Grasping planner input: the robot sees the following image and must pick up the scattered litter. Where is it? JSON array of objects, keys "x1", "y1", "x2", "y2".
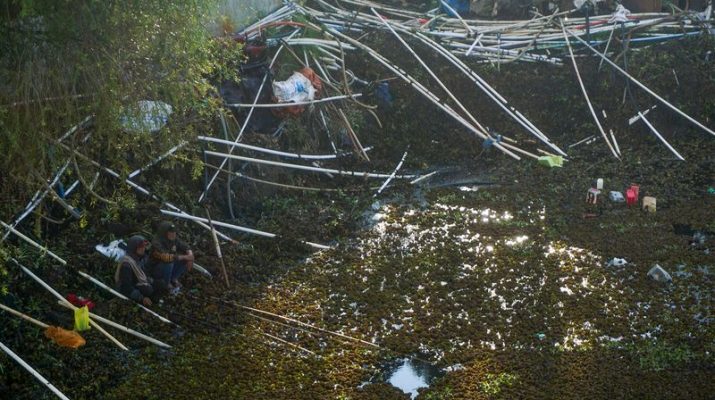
[
  {"x1": 607, "y1": 258, "x2": 628, "y2": 267},
  {"x1": 609, "y1": 191, "x2": 625, "y2": 202},
  {"x1": 273, "y1": 70, "x2": 318, "y2": 104},
  {"x1": 95, "y1": 239, "x2": 126, "y2": 261},
  {"x1": 66, "y1": 294, "x2": 95, "y2": 311},
  {"x1": 537, "y1": 155, "x2": 564, "y2": 168},
  {"x1": 586, "y1": 187, "x2": 600, "y2": 204},
  {"x1": 647, "y1": 264, "x2": 672, "y2": 283},
  {"x1": 536, "y1": 333, "x2": 546, "y2": 340},
  {"x1": 73, "y1": 306, "x2": 91, "y2": 332},
  {"x1": 119, "y1": 100, "x2": 172, "y2": 133},
  {"x1": 642, "y1": 196, "x2": 656, "y2": 212}
]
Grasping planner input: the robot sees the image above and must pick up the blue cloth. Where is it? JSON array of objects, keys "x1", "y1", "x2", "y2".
[
  {"x1": 152, "y1": 260, "x2": 188, "y2": 285},
  {"x1": 440, "y1": 0, "x2": 470, "y2": 17}
]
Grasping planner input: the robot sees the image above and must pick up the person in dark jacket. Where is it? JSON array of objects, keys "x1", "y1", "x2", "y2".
[
  {"x1": 149, "y1": 221, "x2": 193, "y2": 292},
  {"x1": 115, "y1": 235, "x2": 154, "y2": 306}
]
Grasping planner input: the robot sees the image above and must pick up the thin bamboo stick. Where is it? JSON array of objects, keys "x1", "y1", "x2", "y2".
[
  {"x1": 226, "y1": 93, "x2": 363, "y2": 108},
  {"x1": 0, "y1": 221, "x2": 67, "y2": 265},
  {"x1": 128, "y1": 141, "x2": 188, "y2": 178},
  {"x1": 197, "y1": 136, "x2": 372, "y2": 160},
  {"x1": 0, "y1": 340, "x2": 71, "y2": 400},
  {"x1": 609, "y1": 129, "x2": 622, "y2": 156},
  {"x1": 13, "y1": 259, "x2": 128, "y2": 351},
  {"x1": 0, "y1": 303, "x2": 50, "y2": 329},
  {"x1": 160, "y1": 209, "x2": 331, "y2": 251},
  {"x1": 205, "y1": 208, "x2": 230, "y2": 288},
  {"x1": 56, "y1": 301, "x2": 171, "y2": 349},
  {"x1": 236, "y1": 303, "x2": 379, "y2": 349},
  {"x1": 203, "y1": 151, "x2": 420, "y2": 179},
  {"x1": 638, "y1": 112, "x2": 685, "y2": 160},
  {"x1": 375, "y1": 149, "x2": 408, "y2": 196},
  {"x1": 259, "y1": 331, "x2": 317, "y2": 356}
]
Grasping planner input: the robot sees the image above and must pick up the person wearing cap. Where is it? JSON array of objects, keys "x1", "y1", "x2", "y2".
[
  {"x1": 149, "y1": 221, "x2": 193, "y2": 292},
  {"x1": 115, "y1": 235, "x2": 154, "y2": 306}
]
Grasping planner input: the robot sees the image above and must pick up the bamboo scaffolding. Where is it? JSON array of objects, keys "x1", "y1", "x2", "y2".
[
  {"x1": 12, "y1": 259, "x2": 128, "y2": 351},
  {"x1": 0, "y1": 303, "x2": 51, "y2": 328},
  {"x1": 0, "y1": 340, "x2": 71, "y2": 400},
  {"x1": 561, "y1": 21, "x2": 620, "y2": 159},
  {"x1": 564, "y1": 26, "x2": 715, "y2": 137},
  {"x1": 200, "y1": 30, "x2": 300, "y2": 203},
  {"x1": 56, "y1": 301, "x2": 171, "y2": 349},
  {"x1": 159, "y1": 209, "x2": 331, "y2": 251},
  {"x1": 259, "y1": 331, "x2": 317, "y2": 356}
]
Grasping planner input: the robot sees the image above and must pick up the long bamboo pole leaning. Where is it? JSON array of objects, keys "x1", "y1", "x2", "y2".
[
  {"x1": 12, "y1": 259, "x2": 128, "y2": 351},
  {"x1": 560, "y1": 20, "x2": 620, "y2": 159},
  {"x1": 203, "y1": 151, "x2": 420, "y2": 179},
  {"x1": 637, "y1": 112, "x2": 685, "y2": 160},
  {"x1": 56, "y1": 301, "x2": 170, "y2": 349},
  {"x1": 0, "y1": 303, "x2": 50, "y2": 328},
  {"x1": 0, "y1": 221, "x2": 67, "y2": 265},
  {"x1": 160, "y1": 209, "x2": 331, "y2": 250},
  {"x1": 563, "y1": 25, "x2": 715, "y2": 138},
  {"x1": 0, "y1": 340, "x2": 71, "y2": 400},
  {"x1": 197, "y1": 136, "x2": 373, "y2": 160},
  {"x1": 375, "y1": 148, "x2": 409, "y2": 197}
]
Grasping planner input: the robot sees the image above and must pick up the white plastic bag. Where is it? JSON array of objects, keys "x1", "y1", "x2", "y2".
[
  {"x1": 95, "y1": 239, "x2": 126, "y2": 261},
  {"x1": 120, "y1": 100, "x2": 173, "y2": 133},
  {"x1": 272, "y1": 72, "x2": 316, "y2": 104}
]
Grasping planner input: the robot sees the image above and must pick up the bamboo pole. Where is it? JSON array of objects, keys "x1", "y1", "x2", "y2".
[
  {"x1": 375, "y1": 149, "x2": 408, "y2": 196},
  {"x1": 197, "y1": 136, "x2": 372, "y2": 160},
  {"x1": 160, "y1": 209, "x2": 331, "y2": 251},
  {"x1": 75, "y1": 271, "x2": 175, "y2": 325},
  {"x1": 128, "y1": 141, "x2": 188, "y2": 178},
  {"x1": 205, "y1": 208, "x2": 230, "y2": 288},
  {"x1": 56, "y1": 302, "x2": 171, "y2": 349},
  {"x1": 638, "y1": 112, "x2": 685, "y2": 160},
  {"x1": 0, "y1": 303, "x2": 50, "y2": 329},
  {"x1": 237, "y1": 303, "x2": 379, "y2": 349},
  {"x1": 609, "y1": 129, "x2": 622, "y2": 156},
  {"x1": 259, "y1": 331, "x2": 317, "y2": 356},
  {"x1": 203, "y1": 151, "x2": 420, "y2": 179},
  {"x1": 0, "y1": 340, "x2": 71, "y2": 400},
  {"x1": 12, "y1": 259, "x2": 128, "y2": 351},
  {"x1": 561, "y1": 21, "x2": 620, "y2": 160},
  {"x1": 564, "y1": 26, "x2": 715, "y2": 137},
  {"x1": 0, "y1": 221, "x2": 67, "y2": 265},
  {"x1": 226, "y1": 93, "x2": 363, "y2": 108}
]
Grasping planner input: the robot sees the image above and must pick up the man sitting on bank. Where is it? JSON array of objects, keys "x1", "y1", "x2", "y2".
[
  {"x1": 150, "y1": 221, "x2": 193, "y2": 294},
  {"x1": 115, "y1": 235, "x2": 154, "y2": 306}
]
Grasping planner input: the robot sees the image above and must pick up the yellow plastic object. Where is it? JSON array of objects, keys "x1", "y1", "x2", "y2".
[
  {"x1": 44, "y1": 326, "x2": 86, "y2": 349},
  {"x1": 73, "y1": 306, "x2": 91, "y2": 332},
  {"x1": 642, "y1": 196, "x2": 657, "y2": 212},
  {"x1": 537, "y1": 155, "x2": 564, "y2": 168}
]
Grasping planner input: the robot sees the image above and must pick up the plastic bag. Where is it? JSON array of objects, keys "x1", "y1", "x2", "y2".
[
  {"x1": 74, "y1": 306, "x2": 91, "y2": 332},
  {"x1": 119, "y1": 100, "x2": 173, "y2": 133},
  {"x1": 44, "y1": 326, "x2": 86, "y2": 349},
  {"x1": 273, "y1": 72, "x2": 317, "y2": 104}
]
